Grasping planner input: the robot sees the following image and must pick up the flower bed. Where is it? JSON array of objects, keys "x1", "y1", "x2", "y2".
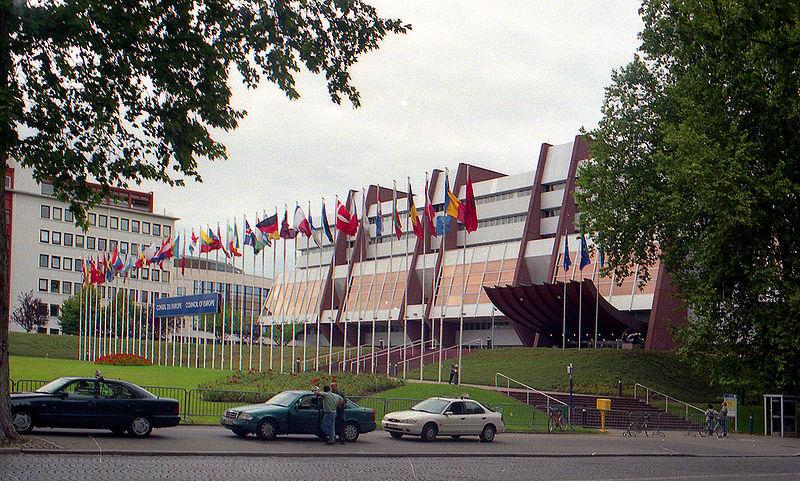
[{"x1": 95, "y1": 353, "x2": 153, "y2": 366}]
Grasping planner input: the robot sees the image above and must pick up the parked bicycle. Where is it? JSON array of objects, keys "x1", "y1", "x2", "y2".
[
  {"x1": 699, "y1": 414, "x2": 725, "y2": 438},
  {"x1": 547, "y1": 407, "x2": 566, "y2": 432},
  {"x1": 624, "y1": 412, "x2": 665, "y2": 437}
]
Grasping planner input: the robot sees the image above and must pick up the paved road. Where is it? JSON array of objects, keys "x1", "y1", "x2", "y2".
[
  {"x1": 2, "y1": 453, "x2": 800, "y2": 480},
  {"x1": 12, "y1": 425, "x2": 800, "y2": 458}
]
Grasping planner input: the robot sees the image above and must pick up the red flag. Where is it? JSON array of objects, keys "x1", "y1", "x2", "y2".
[
  {"x1": 408, "y1": 183, "x2": 424, "y2": 240},
  {"x1": 335, "y1": 200, "x2": 358, "y2": 236},
  {"x1": 464, "y1": 172, "x2": 478, "y2": 233},
  {"x1": 424, "y1": 178, "x2": 437, "y2": 237},
  {"x1": 280, "y1": 208, "x2": 296, "y2": 239}
]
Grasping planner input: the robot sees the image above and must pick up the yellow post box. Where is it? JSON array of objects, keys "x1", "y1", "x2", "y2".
[{"x1": 596, "y1": 398, "x2": 612, "y2": 432}]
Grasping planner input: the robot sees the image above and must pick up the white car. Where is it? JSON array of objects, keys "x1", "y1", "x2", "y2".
[{"x1": 381, "y1": 396, "x2": 505, "y2": 442}]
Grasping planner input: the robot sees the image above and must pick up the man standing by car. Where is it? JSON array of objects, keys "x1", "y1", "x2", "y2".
[
  {"x1": 449, "y1": 362, "x2": 459, "y2": 384},
  {"x1": 331, "y1": 382, "x2": 347, "y2": 445},
  {"x1": 315, "y1": 385, "x2": 342, "y2": 445}
]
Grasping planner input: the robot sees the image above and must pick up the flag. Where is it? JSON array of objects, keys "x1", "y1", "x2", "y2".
[
  {"x1": 579, "y1": 234, "x2": 591, "y2": 271},
  {"x1": 408, "y1": 183, "x2": 423, "y2": 240},
  {"x1": 563, "y1": 234, "x2": 571, "y2": 272},
  {"x1": 256, "y1": 214, "x2": 272, "y2": 249},
  {"x1": 308, "y1": 206, "x2": 323, "y2": 247},
  {"x1": 280, "y1": 208, "x2": 296, "y2": 239},
  {"x1": 226, "y1": 222, "x2": 242, "y2": 256},
  {"x1": 424, "y1": 177, "x2": 437, "y2": 237},
  {"x1": 257, "y1": 214, "x2": 280, "y2": 240},
  {"x1": 444, "y1": 171, "x2": 466, "y2": 223},
  {"x1": 233, "y1": 222, "x2": 242, "y2": 256},
  {"x1": 435, "y1": 215, "x2": 454, "y2": 236},
  {"x1": 336, "y1": 200, "x2": 358, "y2": 236},
  {"x1": 199, "y1": 228, "x2": 218, "y2": 253},
  {"x1": 293, "y1": 205, "x2": 312, "y2": 238},
  {"x1": 599, "y1": 243, "x2": 605, "y2": 268},
  {"x1": 392, "y1": 187, "x2": 402, "y2": 240},
  {"x1": 112, "y1": 249, "x2": 124, "y2": 272},
  {"x1": 321, "y1": 201, "x2": 334, "y2": 243},
  {"x1": 189, "y1": 229, "x2": 197, "y2": 255},
  {"x1": 217, "y1": 224, "x2": 230, "y2": 257},
  {"x1": 90, "y1": 258, "x2": 104, "y2": 285},
  {"x1": 464, "y1": 172, "x2": 478, "y2": 233},
  {"x1": 134, "y1": 251, "x2": 146, "y2": 269},
  {"x1": 375, "y1": 190, "x2": 383, "y2": 237},
  {"x1": 104, "y1": 254, "x2": 114, "y2": 282},
  {"x1": 244, "y1": 219, "x2": 256, "y2": 249}
]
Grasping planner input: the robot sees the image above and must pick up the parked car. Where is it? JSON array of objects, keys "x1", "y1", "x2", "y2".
[
  {"x1": 221, "y1": 390, "x2": 376, "y2": 442},
  {"x1": 11, "y1": 376, "x2": 180, "y2": 437},
  {"x1": 381, "y1": 396, "x2": 504, "y2": 442}
]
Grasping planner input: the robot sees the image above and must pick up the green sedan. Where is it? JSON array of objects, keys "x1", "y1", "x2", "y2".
[{"x1": 220, "y1": 390, "x2": 376, "y2": 442}]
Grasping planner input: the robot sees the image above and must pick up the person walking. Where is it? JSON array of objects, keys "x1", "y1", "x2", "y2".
[
  {"x1": 331, "y1": 382, "x2": 347, "y2": 444},
  {"x1": 448, "y1": 362, "x2": 459, "y2": 385},
  {"x1": 315, "y1": 385, "x2": 342, "y2": 445},
  {"x1": 719, "y1": 401, "x2": 728, "y2": 437}
]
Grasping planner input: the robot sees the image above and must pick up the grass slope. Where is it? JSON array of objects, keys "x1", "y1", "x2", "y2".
[
  {"x1": 9, "y1": 332, "x2": 79, "y2": 359},
  {"x1": 408, "y1": 347, "x2": 714, "y2": 401}
]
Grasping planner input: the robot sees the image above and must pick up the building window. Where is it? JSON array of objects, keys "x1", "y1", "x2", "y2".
[
  {"x1": 38, "y1": 278, "x2": 48, "y2": 292},
  {"x1": 74, "y1": 260, "x2": 82, "y2": 272},
  {"x1": 120, "y1": 218, "x2": 129, "y2": 231},
  {"x1": 98, "y1": 238, "x2": 107, "y2": 251},
  {"x1": 4, "y1": 175, "x2": 10, "y2": 189},
  {"x1": 63, "y1": 282, "x2": 72, "y2": 295},
  {"x1": 50, "y1": 256, "x2": 61, "y2": 269},
  {"x1": 39, "y1": 230, "x2": 50, "y2": 243},
  {"x1": 162, "y1": 271, "x2": 170, "y2": 283},
  {"x1": 142, "y1": 222, "x2": 150, "y2": 235},
  {"x1": 38, "y1": 254, "x2": 49, "y2": 268},
  {"x1": 131, "y1": 243, "x2": 139, "y2": 255},
  {"x1": 140, "y1": 290, "x2": 148, "y2": 303},
  {"x1": 130, "y1": 269, "x2": 138, "y2": 279},
  {"x1": 76, "y1": 235, "x2": 85, "y2": 248},
  {"x1": 52, "y1": 207, "x2": 62, "y2": 221},
  {"x1": 50, "y1": 280, "x2": 60, "y2": 294},
  {"x1": 98, "y1": 214, "x2": 108, "y2": 228},
  {"x1": 64, "y1": 210, "x2": 74, "y2": 223},
  {"x1": 51, "y1": 231, "x2": 61, "y2": 245},
  {"x1": 110, "y1": 240, "x2": 117, "y2": 252},
  {"x1": 164, "y1": 225, "x2": 171, "y2": 237},
  {"x1": 152, "y1": 270, "x2": 160, "y2": 282},
  {"x1": 86, "y1": 236, "x2": 96, "y2": 250},
  {"x1": 141, "y1": 268, "x2": 149, "y2": 280},
  {"x1": 64, "y1": 257, "x2": 73, "y2": 271},
  {"x1": 40, "y1": 205, "x2": 50, "y2": 219},
  {"x1": 120, "y1": 241, "x2": 129, "y2": 253},
  {"x1": 110, "y1": 216, "x2": 119, "y2": 229},
  {"x1": 177, "y1": 287, "x2": 186, "y2": 296},
  {"x1": 62, "y1": 233, "x2": 73, "y2": 247},
  {"x1": 89, "y1": 213, "x2": 97, "y2": 226},
  {"x1": 152, "y1": 224, "x2": 161, "y2": 237},
  {"x1": 131, "y1": 220, "x2": 140, "y2": 233},
  {"x1": 49, "y1": 304, "x2": 59, "y2": 317}
]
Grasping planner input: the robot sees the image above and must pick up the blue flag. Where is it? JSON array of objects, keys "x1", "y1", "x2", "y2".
[
  {"x1": 579, "y1": 234, "x2": 591, "y2": 271},
  {"x1": 375, "y1": 193, "x2": 383, "y2": 237},
  {"x1": 599, "y1": 244, "x2": 605, "y2": 268},
  {"x1": 321, "y1": 201, "x2": 334, "y2": 243},
  {"x1": 435, "y1": 215, "x2": 453, "y2": 236},
  {"x1": 563, "y1": 234, "x2": 571, "y2": 272}
]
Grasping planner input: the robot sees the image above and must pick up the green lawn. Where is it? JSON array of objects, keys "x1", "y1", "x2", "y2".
[{"x1": 9, "y1": 332, "x2": 79, "y2": 359}]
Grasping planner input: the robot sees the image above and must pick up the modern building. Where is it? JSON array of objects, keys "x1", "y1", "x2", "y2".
[
  {"x1": 5, "y1": 160, "x2": 178, "y2": 333},
  {"x1": 262, "y1": 136, "x2": 686, "y2": 368}
]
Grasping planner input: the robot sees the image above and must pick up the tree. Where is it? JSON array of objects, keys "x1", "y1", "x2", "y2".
[
  {"x1": 575, "y1": 0, "x2": 800, "y2": 395},
  {"x1": 9, "y1": 292, "x2": 47, "y2": 333},
  {"x1": 0, "y1": 0, "x2": 408, "y2": 442}
]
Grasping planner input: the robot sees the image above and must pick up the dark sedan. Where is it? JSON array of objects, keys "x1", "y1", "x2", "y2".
[
  {"x1": 11, "y1": 376, "x2": 180, "y2": 437},
  {"x1": 221, "y1": 390, "x2": 376, "y2": 441}
]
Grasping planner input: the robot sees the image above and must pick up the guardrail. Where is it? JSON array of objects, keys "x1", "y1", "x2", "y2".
[
  {"x1": 495, "y1": 372, "x2": 568, "y2": 414},
  {"x1": 633, "y1": 382, "x2": 705, "y2": 422}
]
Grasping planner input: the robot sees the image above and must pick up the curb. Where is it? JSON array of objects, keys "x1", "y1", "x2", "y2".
[{"x1": 7, "y1": 449, "x2": 799, "y2": 458}]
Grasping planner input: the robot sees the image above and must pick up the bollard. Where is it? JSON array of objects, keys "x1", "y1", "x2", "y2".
[
  {"x1": 618, "y1": 380, "x2": 623, "y2": 398},
  {"x1": 749, "y1": 414, "x2": 754, "y2": 435},
  {"x1": 581, "y1": 409, "x2": 588, "y2": 427}
]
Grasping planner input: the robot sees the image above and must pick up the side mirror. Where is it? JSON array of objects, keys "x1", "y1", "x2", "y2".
[
  {"x1": 444, "y1": 411, "x2": 452, "y2": 416},
  {"x1": 57, "y1": 392, "x2": 68, "y2": 399}
]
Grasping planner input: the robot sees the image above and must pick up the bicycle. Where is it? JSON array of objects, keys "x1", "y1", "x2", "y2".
[
  {"x1": 547, "y1": 407, "x2": 566, "y2": 433},
  {"x1": 699, "y1": 415, "x2": 725, "y2": 438}
]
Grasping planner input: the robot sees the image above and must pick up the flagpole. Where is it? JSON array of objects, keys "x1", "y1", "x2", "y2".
[
  {"x1": 211, "y1": 227, "x2": 218, "y2": 369},
  {"x1": 592, "y1": 254, "x2": 599, "y2": 350},
  {"x1": 290, "y1": 207, "x2": 299, "y2": 372},
  {"x1": 248, "y1": 217, "x2": 255, "y2": 371},
  {"x1": 457, "y1": 169, "x2": 469, "y2": 385},
  {"x1": 258, "y1": 225, "x2": 265, "y2": 372},
  {"x1": 403, "y1": 178, "x2": 410, "y2": 379},
  {"x1": 329, "y1": 196, "x2": 337, "y2": 376},
  {"x1": 304, "y1": 201, "x2": 312, "y2": 372},
  {"x1": 355, "y1": 190, "x2": 365, "y2": 375},
  {"x1": 315, "y1": 199, "x2": 323, "y2": 372},
  {"x1": 562, "y1": 232, "x2": 568, "y2": 351},
  {"x1": 421, "y1": 173, "x2": 428, "y2": 381},
  {"x1": 230, "y1": 222, "x2": 237, "y2": 370},
  {"x1": 371, "y1": 187, "x2": 380, "y2": 373},
  {"x1": 437, "y1": 169, "x2": 449, "y2": 383},
  {"x1": 270, "y1": 207, "x2": 277, "y2": 371},
  {"x1": 387, "y1": 183, "x2": 395, "y2": 377}
]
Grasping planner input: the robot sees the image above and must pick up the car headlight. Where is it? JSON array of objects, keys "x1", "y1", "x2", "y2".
[
  {"x1": 406, "y1": 419, "x2": 419, "y2": 424},
  {"x1": 238, "y1": 412, "x2": 254, "y2": 420}
]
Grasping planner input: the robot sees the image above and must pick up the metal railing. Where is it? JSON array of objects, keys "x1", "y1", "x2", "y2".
[
  {"x1": 495, "y1": 373, "x2": 567, "y2": 414},
  {"x1": 633, "y1": 383, "x2": 705, "y2": 422}
]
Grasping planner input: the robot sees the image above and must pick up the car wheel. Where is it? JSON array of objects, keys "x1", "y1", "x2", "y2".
[
  {"x1": 421, "y1": 423, "x2": 438, "y2": 442},
  {"x1": 256, "y1": 419, "x2": 278, "y2": 441},
  {"x1": 11, "y1": 411, "x2": 34, "y2": 434},
  {"x1": 110, "y1": 426, "x2": 128, "y2": 436},
  {"x1": 343, "y1": 422, "x2": 360, "y2": 442},
  {"x1": 389, "y1": 432, "x2": 403, "y2": 439},
  {"x1": 232, "y1": 428, "x2": 249, "y2": 438},
  {"x1": 127, "y1": 415, "x2": 153, "y2": 438},
  {"x1": 450, "y1": 435, "x2": 461, "y2": 439},
  {"x1": 480, "y1": 424, "x2": 496, "y2": 443}
]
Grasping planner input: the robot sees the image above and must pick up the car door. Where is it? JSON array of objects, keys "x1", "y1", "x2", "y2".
[
  {"x1": 440, "y1": 401, "x2": 467, "y2": 435},
  {"x1": 289, "y1": 395, "x2": 321, "y2": 434},
  {"x1": 50, "y1": 380, "x2": 98, "y2": 428},
  {"x1": 96, "y1": 381, "x2": 137, "y2": 429},
  {"x1": 463, "y1": 401, "x2": 488, "y2": 434}
]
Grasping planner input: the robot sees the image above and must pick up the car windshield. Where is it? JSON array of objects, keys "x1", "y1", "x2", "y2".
[
  {"x1": 266, "y1": 391, "x2": 300, "y2": 407},
  {"x1": 34, "y1": 378, "x2": 72, "y2": 394},
  {"x1": 411, "y1": 398, "x2": 450, "y2": 414}
]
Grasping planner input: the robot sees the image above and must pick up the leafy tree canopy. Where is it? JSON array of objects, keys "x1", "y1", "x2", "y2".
[{"x1": 575, "y1": 0, "x2": 800, "y2": 393}]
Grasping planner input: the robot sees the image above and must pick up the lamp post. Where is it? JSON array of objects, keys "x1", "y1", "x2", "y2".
[{"x1": 567, "y1": 363, "x2": 574, "y2": 426}]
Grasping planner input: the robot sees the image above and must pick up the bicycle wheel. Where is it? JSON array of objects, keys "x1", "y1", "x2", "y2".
[{"x1": 547, "y1": 416, "x2": 554, "y2": 433}]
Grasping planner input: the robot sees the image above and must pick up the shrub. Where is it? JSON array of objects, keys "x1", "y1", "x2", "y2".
[{"x1": 96, "y1": 353, "x2": 152, "y2": 366}]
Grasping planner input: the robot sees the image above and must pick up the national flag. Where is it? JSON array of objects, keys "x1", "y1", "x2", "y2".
[
  {"x1": 90, "y1": 258, "x2": 104, "y2": 285},
  {"x1": 227, "y1": 222, "x2": 242, "y2": 257},
  {"x1": 444, "y1": 172, "x2": 466, "y2": 223},
  {"x1": 336, "y1": 200, "x2": 358, "y2": 236},
  {"x1": 308, "y1": 206, "x2": 323, "y2": 247},
  {"x1": 375, "y1": 190, "x2": 383, "y2": 237},
  {"x1": 293, "y1": 205, "x2": 312, "y2": 238},
  {"x1": 244, "y1": 219, "x2": 256, "y2": 249},
  {"x1": 321, "y1": 201, "x2": 334, "y2": 243},
  {"x1": 280, "y1": 208, "x2": 296, "y2": 240},
  {"x1": 408, "y1": 182, "x2": 423, "y2": 240},
  {"x1": 134, "y1": 251, "x2": 146, "y2": 269},
  {"x1": 104, "y1": 254, "x2": 114, "y2": 282},
  {"x1": 599, "y1": 243, "x2": 605, "y2": 268},
  {"x1": 424, "y1": 177, "x2": 437, "y2": 237},
  {"x1": 255, "y1": 214, "x2": 272, "y2": 249},
  {"x1": 199, "y1": 228, "x2": 217, "y2": 253},
  {"x1": 257, "y1": 214, "x2": 280, "y2": 240},
  {"x1": 435, "y1": 215, "x2": 454, "y2": 236},
  {"x1": 392, "y1": 186, "x2": 402, "y2": 240},
  {"x1": 217, "y1": 224, "x2": 230, "y2": 257},
  {"x1": 563, "y1": 234, "x2": 571, "y2": 272},
  {"x1": 579, "y1": 234, "x2": 591, "y2": 271},
  {"x1": 464, "y1": 172, "x2": 478, "y2": 233},
  {"x1": 189, "y1": 229, "x2": 197, "y2": 255},
  {"x1": 112, "y1": 249, "x2": 124, "y2": 272}
]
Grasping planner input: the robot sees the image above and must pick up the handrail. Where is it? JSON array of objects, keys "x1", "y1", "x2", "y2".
[
  {"x1": 494, "y1": 372, "x2": 567, "y2": 414},
  {"x1": 341, "y1": 338, "x2": 426, "y2": 368},
  {"x1": 633, "y1": 382, "x2": 705, "y2": 421}
]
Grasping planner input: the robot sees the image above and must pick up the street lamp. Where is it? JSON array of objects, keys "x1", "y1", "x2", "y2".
[{"x1": 566, "y1": 363, "x2": 574, "y2": 426}]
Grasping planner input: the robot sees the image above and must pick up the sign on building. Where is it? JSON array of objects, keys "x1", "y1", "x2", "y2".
[{"x1": 154, "y1": 293, "x2": 221, "y2": 318}]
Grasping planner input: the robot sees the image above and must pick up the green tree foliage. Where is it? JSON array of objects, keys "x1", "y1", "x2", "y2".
[
  {"x1": 58, "y1": 286, "x2": 100, "y2": 335},
  {"x1": 0, "y1": 0, "x2": 408, "y2": 440},
  {"x1": 268, "y1": 321, "x2": 304, "y2": 346},
  {"x1": 201, "y1": 303, "x2": 249, "y2": 340},
  {"x1": 575, "y1": 0, "x2": 800, "y2": 394}
]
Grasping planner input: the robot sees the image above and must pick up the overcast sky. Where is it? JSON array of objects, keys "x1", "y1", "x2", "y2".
[{"x1": 143, "y1": 1, "x2": 643, "y2": 267}]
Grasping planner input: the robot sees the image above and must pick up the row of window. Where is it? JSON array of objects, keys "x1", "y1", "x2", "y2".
[
  {"x1": 40, "y1": 204, "x2": 171, "y2": 237},
  {"x1": 474, "y1": 188, "x2": 531, "y2": 205},
  {"x1": 192, "y1": 280, "x2": 268, "y2": 299},
  {"x1": 38, "y1": 278, "x2": 75, "y2": 296},
  {"x1": 541, "y1": 208, "x2": 561, "y2": 218},
  {"x1": 39, "y1": 229, "x2": 170, "y2": 259},
  {"x1": 37, "y1": 253, "x2": 171, "y2": 283}
]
